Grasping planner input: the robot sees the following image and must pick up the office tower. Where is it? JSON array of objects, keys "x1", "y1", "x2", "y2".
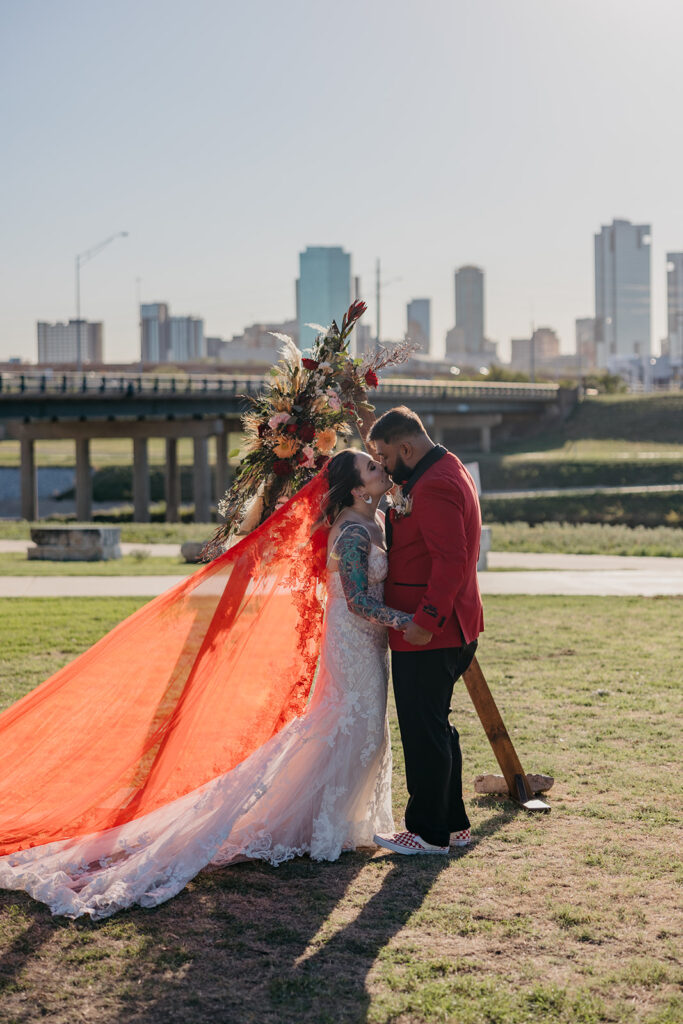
[
  {"x1": 140, "y1": 303, "x2": 170, "y2": 363},
  {"x1": 406, "y1": 298, "x2": 431, "y2": 351},
  {"x1": 297, "y1": 246, "x2": 351, "y2": 349},
  {"x1": 36, "y1": 320, "x2": 103, "y2": 364},
  {"x1": 594, "y1": 219, "x2": 651, "y2": 367},
  {"x1": 455, "y1": 266, "x2": 484, "y2": 355},
  {"x1": 666, "y1": 253, "x2": 683, "y2": 365},
  {"x1": 168, "y1": 316, "x2": 205, "y2": 361},
  {"x1": 510, "y1": 328, "x2": 560, "y2": 374}
]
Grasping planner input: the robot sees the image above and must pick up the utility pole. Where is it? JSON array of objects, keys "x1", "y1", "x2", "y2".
[{"x1": 375, "y1": 258, "x2": 381, "y2": 351}]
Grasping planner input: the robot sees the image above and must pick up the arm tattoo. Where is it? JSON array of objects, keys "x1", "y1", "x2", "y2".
[{"x1": 334, "y1": 524, "x2": 413, "y2": 630}]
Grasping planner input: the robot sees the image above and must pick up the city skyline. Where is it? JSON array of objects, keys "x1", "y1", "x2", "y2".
[{"x1": 3, "y1": 1, "x2": 683, "y2": 364}]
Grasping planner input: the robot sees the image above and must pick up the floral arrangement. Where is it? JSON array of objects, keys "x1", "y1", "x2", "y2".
[{"x1": 201, "y1": 300, "x2": 415, "y2": 559}]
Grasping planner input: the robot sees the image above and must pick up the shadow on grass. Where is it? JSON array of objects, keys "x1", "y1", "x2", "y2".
[{"x1": 0, "y1": 809, "x2": 519, "y2": 1023}]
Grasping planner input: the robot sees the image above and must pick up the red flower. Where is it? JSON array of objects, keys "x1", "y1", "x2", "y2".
[
  {"x1": 297, "y1": 422, "x2": 316, "y2": 442},
  {"x1": 364, "y1": 369, "x2": 379, "y2": 388},
  {"x1": 314, "y1": 454, "x2": 327, "y2": 469},
  {"x1": 257, "y1": 422, "x2": 269, "y2": 438},
  {"x1": 349, "y1": 299, "x2": 367, "y2": 320},
  {"x1": 273, "y1": 459, "x2": 293, "y2": 477},
  {"x1": 343, "y1": 401, "x2": 355, "y2": 411},
  {"x1": 302, "y1": 358, "x2": 319, "y2": 370},
  {"x1": 285, "y1": 423, "x2": 298, "y2": 434}
]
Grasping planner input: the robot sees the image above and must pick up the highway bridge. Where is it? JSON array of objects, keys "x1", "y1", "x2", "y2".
[{"x1": 0, "y1": 370, "x2": 574, "y2": 522}]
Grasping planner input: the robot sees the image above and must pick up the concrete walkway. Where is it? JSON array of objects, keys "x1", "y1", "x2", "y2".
[
  {"x1": 1, "y1": 551, "x2": 681, "y2": 597},
  {"x1": 0, "y1": 540, "x2": 185, "y2": 557}
]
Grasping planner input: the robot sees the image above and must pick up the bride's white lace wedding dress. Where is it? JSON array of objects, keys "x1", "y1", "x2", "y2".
[{"x1": 0, "y1": 541, "x2": 396, "y2": 920}]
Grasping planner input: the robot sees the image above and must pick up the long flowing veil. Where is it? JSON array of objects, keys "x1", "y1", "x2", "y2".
[{"x1": 0, "y1": 472, "x2": 329, "y2": 858}]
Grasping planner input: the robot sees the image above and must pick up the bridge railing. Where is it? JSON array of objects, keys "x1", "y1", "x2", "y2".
[{"x1": 0, "y1": 370, "x2": 560, "y2": 402}]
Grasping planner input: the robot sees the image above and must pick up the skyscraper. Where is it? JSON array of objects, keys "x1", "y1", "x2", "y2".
[
  {"x1": 594, "y1": 219, "x2": 651, "y2": 367},
  {"x1": 455, "y1": 266, "x2": 484, "y2": 355},
  {"x1": 297, "y1": 246, "x2": 351, "y2": 350},
  {"x1": 141, "y1": 303, "x2": 169, "y2": 363},
  {"x1": 406, "y1": 298, "x2": 431, "y2": 352},
  {"x1": 168, "y1": 316, "x2": 205, "y2": 362},
  {"x1": 666, "y1": 252, "x2": 683, "y2": 365}
]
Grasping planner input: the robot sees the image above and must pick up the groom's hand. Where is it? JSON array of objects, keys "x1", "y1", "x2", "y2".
[{"x1": 403, "y1": 621, "x2": 433, "y2": 646}]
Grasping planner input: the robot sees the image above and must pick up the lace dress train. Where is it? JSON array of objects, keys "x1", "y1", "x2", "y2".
[{"x1": 0, "y1": 547, "x2": 394, "y2": 920}]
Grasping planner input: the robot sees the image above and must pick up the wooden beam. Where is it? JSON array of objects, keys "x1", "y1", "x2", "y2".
[
  {"x1": 462, "y1": 656, "x2": 550, "y2": 811},
  {"x1": 10, "y1": 418, "x2": 233, "y2": 442}
]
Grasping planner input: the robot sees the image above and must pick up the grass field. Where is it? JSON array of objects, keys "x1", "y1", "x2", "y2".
[
  {"x1": 489, "y1": 522, "x2": 683, "y2": 557},
  {"x1": 0, "y1": 595, "x2": 681, "y2": 1023},
  {"x1": 0, "y1": 552, "x2": 198, "y2": 576}
]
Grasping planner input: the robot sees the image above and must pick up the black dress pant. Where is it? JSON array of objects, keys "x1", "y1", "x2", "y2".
[{"x1": 391, "y1": 641, "x2": 477, "y2": 847}]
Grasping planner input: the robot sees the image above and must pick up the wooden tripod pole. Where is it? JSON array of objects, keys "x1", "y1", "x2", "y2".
[{"x1": 462, "y1": 655, "x2": 550, "y2": 811}]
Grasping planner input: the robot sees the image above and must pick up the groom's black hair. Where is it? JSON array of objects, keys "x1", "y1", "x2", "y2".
[{"x1": 368, "y1": 406, "x2": 427, "y2": 444}]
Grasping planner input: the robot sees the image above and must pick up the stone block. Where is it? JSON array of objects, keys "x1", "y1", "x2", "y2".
[
  {"x1": 29, "y1": 525, "x2": 122, "y2": 562},
  {"x1": 473, "y1": 772, "x2": 554, "y2": 795},
  {"x1": 180, "y1": 541, "x2": 205, "y2": 563},
  {"x1": 477, "y1": 525, "x2": 492, "y2": 572}
]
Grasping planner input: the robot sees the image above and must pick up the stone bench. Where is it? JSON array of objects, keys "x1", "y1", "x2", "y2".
[{"x1": 29, "y1": 525, "x2": 122, "y2": 562}]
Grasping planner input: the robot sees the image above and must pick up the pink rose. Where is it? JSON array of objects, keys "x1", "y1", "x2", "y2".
[{"x1": 268, "y1": 412, "x2": 291, "y2": 430}]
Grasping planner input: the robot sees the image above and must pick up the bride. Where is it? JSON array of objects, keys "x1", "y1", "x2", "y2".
[{"x1": 0, "y1": 450, "x2": 412, "y2": 920}]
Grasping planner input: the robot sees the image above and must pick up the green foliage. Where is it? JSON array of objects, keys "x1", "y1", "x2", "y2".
[{"x1": 482, "y1": 490, "x2": 682, "y2": 528}]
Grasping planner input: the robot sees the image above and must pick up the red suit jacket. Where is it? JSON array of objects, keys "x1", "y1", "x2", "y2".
[{"x1": 385, "y1": 446, "x2": 484, "y2": 652}]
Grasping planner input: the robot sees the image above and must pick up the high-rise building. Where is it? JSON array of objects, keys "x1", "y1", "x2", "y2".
[
  {"x1": 510, "y1": 328, "x2": 560, "y2": 374},
  {"x1": 455, "y1": 266, "x2": 484, "y2": 355},
  {"x1": 36, "y1": 320, "x2": 103, "y2": 364},
  {"x1": 140, "y1": 304, "x2": 204, "y2": 363},
  {"x1": 406, "y1": 298, "x2": 431, "y2": 352},
  {"x1": 297, "y1": 246, "x2": 351, "y2": 350},
  {"x1": 140, "y1": 303, "x2": 169, "y2": 363},
  {"x1": 594, "y1": 219, "x2": 651, "y2": 367},
  {"x1": 168, "y1": 316, "x2": 205, "y2": 362},
  {"x1": 666, "y1": 252, "x2": 683, "y2": 365}
]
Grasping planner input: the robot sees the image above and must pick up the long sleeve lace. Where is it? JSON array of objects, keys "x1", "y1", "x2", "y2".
[{"x1": 331, "y1": 524, "x2": 413, "y2": 630}]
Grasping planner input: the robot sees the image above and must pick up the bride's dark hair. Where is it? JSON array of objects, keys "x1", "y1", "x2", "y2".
[{"x1": 321, "y1": 449, "x2": 362, "y2": 525}]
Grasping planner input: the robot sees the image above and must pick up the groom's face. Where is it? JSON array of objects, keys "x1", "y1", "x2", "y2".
[{"x1": 373, "y1": 439, "x2": 413, "y2": 485}]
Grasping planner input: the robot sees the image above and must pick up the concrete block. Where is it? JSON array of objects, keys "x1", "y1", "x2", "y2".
[
  {"x1": 28, "y1": 525, "x2": 122, "y2": 561},
  {"x1": 477, "y1": 525, "x2": 492, "y2": 571}
]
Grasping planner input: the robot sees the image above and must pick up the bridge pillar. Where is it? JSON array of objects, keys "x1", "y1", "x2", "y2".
[
  {"x1": 215, "y1": 431, "x2": 228, "y2": 505},
  {"x1": 193, "y1": 436, "x2": 211, "y2": 523},
  {"x1": 133, "y1": 437, "x2": 150, "y2": 523},
  {"x1": 75, "y1": 438, "x2": 92, "y2": 521},
  {"x1": 480, "y1": 424, "x2": 492, "y2": 453},
  {"x1": 165, "y1": 438, "x2": 180, "y2": 523},
  {"x1": 20, "y1": 437, "x2": 37, "y2": 521}
]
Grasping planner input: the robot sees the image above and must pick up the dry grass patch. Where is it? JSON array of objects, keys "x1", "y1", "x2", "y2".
[{"x1": 0, "y1": 595, "x2": 681, "y2": 1023}]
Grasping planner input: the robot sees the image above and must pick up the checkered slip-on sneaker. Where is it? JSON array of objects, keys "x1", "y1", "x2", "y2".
[
  {"x1": 449, "y1": 828, "x2": 471, "y2": 847},
  {"x1": 373, "y1": 830, "x2": 449, "y2": 855}
]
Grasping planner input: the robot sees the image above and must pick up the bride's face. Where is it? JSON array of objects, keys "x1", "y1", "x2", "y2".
[{"x1": 354, "y1": 453, "x2": 391, "y2": 500}]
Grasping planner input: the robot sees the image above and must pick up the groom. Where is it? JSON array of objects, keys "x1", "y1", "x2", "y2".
[{"x1": 368, "y1": 406, "x2": 484, "y2": 855}]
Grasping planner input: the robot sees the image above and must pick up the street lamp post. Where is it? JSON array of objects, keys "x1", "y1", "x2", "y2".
[{"x1": 75, "y1": 231, "x2": 128, "y2": 372}]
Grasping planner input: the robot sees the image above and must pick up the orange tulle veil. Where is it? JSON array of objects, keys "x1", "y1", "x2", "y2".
[{"x1": 0, "y1": 473, "x2": 330, "y2": 857}]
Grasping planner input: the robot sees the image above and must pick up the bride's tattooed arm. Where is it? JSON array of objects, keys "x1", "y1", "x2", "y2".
[{"x1": 332, "y1": 523, "x2": 413, "y2": 630}]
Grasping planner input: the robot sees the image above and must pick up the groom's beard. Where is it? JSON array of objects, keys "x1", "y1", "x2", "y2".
[{"x1": 389, "y1": 455, "x2": 412, "y2": 485}]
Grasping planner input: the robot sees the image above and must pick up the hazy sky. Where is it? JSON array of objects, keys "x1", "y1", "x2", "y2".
[{"x1": 3, "y1": 0, "x2": 683, "y2": 364}]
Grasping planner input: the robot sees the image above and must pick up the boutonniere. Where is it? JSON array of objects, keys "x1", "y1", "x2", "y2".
[{"x1": 387, "y1": 489, "x2": 413, "y2": 518}]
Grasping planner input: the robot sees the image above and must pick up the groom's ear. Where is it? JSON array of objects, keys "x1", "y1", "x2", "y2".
[{"x1": 398, "y1": 440, "x2": 413, "y2": 461}]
